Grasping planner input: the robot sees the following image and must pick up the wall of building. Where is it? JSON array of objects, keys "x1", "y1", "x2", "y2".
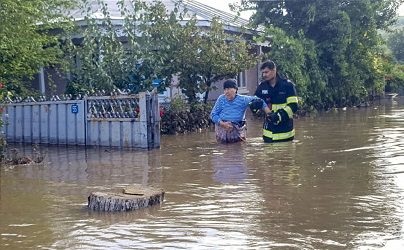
[{"x1": 206, "y1": 64, "x2": 261, "y2": 101}]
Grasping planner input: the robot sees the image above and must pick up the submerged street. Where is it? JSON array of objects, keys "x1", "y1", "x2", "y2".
[{"x1": 1, "y1": 98, "x2": 404, "y2": 249}]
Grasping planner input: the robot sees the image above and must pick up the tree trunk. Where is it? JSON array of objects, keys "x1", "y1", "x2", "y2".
[
  {"x1": 88, "y1": 185, "x2": 164, "y2": 212},
  {"x1": 204, "y1": 80, "x2": 212, "y2": 104}
]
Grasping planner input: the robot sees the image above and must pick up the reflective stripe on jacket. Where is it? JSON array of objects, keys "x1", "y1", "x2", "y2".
[{"x1": 255, "y1": 77, "x2": 298, "y2": 142}]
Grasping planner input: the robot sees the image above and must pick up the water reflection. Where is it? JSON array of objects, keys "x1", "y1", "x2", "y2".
[
  {"x1": 211, "y1": 145, "x2": 247, "y2": 184},
  {"x1": 349, "y1": 104, "x2": 404, "y2": 248},
  {"x1": 1, "y1": 99, "x2": 404, "y2": 249}
]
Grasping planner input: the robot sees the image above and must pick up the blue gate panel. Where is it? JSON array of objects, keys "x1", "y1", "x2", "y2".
[{"x1": 3, "y1": 93, "x2": 159, "y2": 149}]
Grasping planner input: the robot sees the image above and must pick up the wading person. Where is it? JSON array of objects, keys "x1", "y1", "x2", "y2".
[
  {"x1": 254, "y1": 60, "x2": 299, "y2": 143},
  {"x1": 210, "y1": 79, "x2": 270, "y2": 143}
]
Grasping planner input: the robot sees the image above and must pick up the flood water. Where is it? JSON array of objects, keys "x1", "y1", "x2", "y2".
[{"x1": 1, "y1": 98, "x2": 404, "y2": 249}]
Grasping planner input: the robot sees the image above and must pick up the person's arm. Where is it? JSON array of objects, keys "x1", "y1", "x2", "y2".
[
  {"x1": 263, "y1": 105, "x2": 271, "y2": 114},
  {"x1": 246, "y1": 95, "x2": 270, "y2": 114},
  {"x1": 210, "y1": 96, "x2": 223, "y2": 124},
  {"x1": 211, "y1": 97, "x2": 234, "y2": 130},
  {"x1": 280, "y1": 82, "x2": 298, "y2": 120},
  {"x1": 254, "y1": 83, "x2": 270, "y2": 113}
]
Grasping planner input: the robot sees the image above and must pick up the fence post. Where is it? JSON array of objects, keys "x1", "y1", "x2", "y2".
[
  {"x1": 138, "y1": 92, "x2": 149, "y2": 148},
  {"x1": 150, "y1": 90, "x2": 160, "y2": 149}
]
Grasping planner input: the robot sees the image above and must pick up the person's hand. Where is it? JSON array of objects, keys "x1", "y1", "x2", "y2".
[
  {"x1": 266, "y1": 112, "x2": 281, "y2": 125},
  {"x1": 219, "y1": 121, "x2": 233, "y2": 131},
  {"x1": 249, "y1": 99, "x2": 263, "y2": 114}
]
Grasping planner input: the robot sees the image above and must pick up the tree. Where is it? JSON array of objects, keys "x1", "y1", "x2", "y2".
[
  {"x1": 382, "y1": 56, "x2": 404, "y2": 93},
  {"x1": 133, "y1": 2, "x2": 258, "y2": 103},
  {"x1": 173, "y1": 18, "x2": 259, "y2": 103},
  {"x1": 64, "y1": 0, "x2": 189, "y2": 95},
  {"x1": 64, "y1": 0, "x2": 257, "y2": 103},
  {"x1": 244, "y1": 0, "x2": 402, "y2": 107},
  {"x1": 387, "y1": 28, "x2": 404, "y2": 62},
  {"x1": 0, "y1": 0, "x2": 76, "y2": 96}
]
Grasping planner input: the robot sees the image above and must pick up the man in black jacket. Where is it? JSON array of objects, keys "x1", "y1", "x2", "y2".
[{"x1": 254, "y1": 60, "x2": 299, "y2": 142}]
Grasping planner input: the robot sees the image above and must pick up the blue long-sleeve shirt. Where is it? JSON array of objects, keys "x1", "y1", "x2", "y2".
[{"x1": 210, "y1": 94, "x2": 267, "y2": 124}]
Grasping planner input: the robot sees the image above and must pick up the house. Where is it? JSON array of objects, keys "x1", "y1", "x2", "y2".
[{"x1": 34, "y1": 0, "x2": 268, "y2": 101}]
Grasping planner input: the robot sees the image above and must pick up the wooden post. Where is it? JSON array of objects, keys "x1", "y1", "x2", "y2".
[
  {"x1": 138, "y1": 92, "x2": 148, "y2": 148},
  {"x1": 146, "y1": 92, "x2": 152, "y2": 149},
  {"x1": 150, "y1": 90, "x2": 160, "y2": 149}
]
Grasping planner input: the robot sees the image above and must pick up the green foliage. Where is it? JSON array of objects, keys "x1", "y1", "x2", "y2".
[
  {"x1": 0, "y1": 0, "x2": 76, "y2": 95},
  {"x1": 387, "y1": 28, "x2": 404, "y2": 62},
  {"x1": 254, "y1": 26, "x2": 327, "y2": 110},
  {"x1": 160, "y1": 97, "x2": 212, "y2": 134},
  {"x1": 64, "y1": 0, "x2": 257, "y2": 102},
  {"x1": 0, "y1": 82, "x2": 6, "y2": 159},
  {"x1": 256, "y1": 27, "x2": 307, "y2": 95},
  {"x1": 249, "y1": 0, "x2": 402, "y2": 108},
  {"x1": 382, "y1": 56, "x2": 404, "y2": 92},
  {"x1": 64, "y1": 0, "x2": 136, "y2": 94},
  {"x1": 393, "y1": 16, "x2": 404, "y2": 29},
  {"x1": 0, "y1": 0, "x2": 76, "y2": 158},
  {"x1": 173, "y1": 18, "x2": 259, "y2": 103}
]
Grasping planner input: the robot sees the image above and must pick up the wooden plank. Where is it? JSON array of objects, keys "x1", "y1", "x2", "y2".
[
  {"x1": 87, "y1": 121, "x2": 99, "y2": 146},
  {"x1": 110, "y1": 121, "x2": 121, "y2": 147},
  {"x1": 23, "y1": 105, "x2": 32, "y2": 143},
  {"x1": 58, "y1": 103, "x2": 67, "y2": 144},
  {"x1": 76, "y1": 101, "x2": 86, "y2": 145},
  {"x1": 99, "y1": 121, "x2": 110, "y2": 146},
  {"x1": 15, "y1": 105, "x2": 23, "y2": 142},
  {"x1": 40, "y1": 104, "x2": 49, "y2": 143},
  {"x1": 120, "y1": 121, "x2": 132, "y2": 148},
  {"x1": 32, "y1": 105, "x2": 40, "y2": 143},
  {"x1": 6, "y1": 106, "x2": 15, "y2": 142},
  {"x1": 49, "y1": 104, "x2": 58, "y2": 144}
]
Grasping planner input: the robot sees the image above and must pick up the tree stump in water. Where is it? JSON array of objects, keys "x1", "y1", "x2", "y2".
[{"x1": 88, "y1": 185, "x2": 164, "y2": 212}]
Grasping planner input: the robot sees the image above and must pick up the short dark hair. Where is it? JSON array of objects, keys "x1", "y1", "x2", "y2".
[
  {"x1": 223, "y1": 79, "x2": 238, "y2": 90},
  {"x1": 260, "y1": 60, "x2": 276, "y2": 71}
]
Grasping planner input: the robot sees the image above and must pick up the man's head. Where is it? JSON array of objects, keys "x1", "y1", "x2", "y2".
[
  {"x1": 260, "y1": 60, "x2": 277, "y2": 83},
  {"x1": 223, "y1": 79, "x2": 238, "y2": 100}
]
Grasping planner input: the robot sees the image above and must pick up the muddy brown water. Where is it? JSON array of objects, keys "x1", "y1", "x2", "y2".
[{"x1": 1, "y1": 99, "x2": 404, "y2": 249}]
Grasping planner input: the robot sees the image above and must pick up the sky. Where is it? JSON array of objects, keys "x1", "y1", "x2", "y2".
[
  {"x1": 201, "y1": 0, "x2": 404, "y2": 18},
  {"x1": 399, "y1": 4, "x2": 404, "y2": 16},
  {"x1": 201, "y1": 0, "x2": 253, "y2": 19}
]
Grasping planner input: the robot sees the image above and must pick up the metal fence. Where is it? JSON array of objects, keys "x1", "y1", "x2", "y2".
[{"x1": 1, "y1": 91, "x2": 160, "y2": 149}]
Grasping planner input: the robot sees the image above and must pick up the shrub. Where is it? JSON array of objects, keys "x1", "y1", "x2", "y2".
[{"x1": 161, "y1": 97, "x2": 212, "y2": 134}]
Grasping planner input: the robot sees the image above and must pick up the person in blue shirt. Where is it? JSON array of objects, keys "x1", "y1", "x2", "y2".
[{"x1": 210, "y1": 79, "x2": 270, "y2": 143}]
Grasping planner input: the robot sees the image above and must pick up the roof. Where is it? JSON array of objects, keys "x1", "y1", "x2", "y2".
[{"x1": 68, "y1": 0, "x2": 249, "y2": 29}]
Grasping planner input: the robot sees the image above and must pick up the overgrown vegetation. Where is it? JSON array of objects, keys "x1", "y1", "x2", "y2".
[
  {"x1": 0, "y1": 82, "x2": 7, "y2": 160},
  {"x1": 241, "y1": 0, "x2": 404, "y2": 109},
  {"x1": 63, "y1": 0, "x2": 257, "y2": 103},
  {"x1": 387, "y1": 28, "x2": 404, "y2": 63},
  {"x1": 0, "y1": 0, "x2": 76, "y2": 96},
  {"x1": 160, "y1": 98, "x2": 212, "y2": 134}
]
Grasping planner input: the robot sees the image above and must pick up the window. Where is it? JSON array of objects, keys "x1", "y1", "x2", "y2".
[
  {"x1": 237, "y1": 70, "x2": 249, "y2": 94},
  {"x1": 237, "y1": 70, "x2": 247, "y2": 88}
]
